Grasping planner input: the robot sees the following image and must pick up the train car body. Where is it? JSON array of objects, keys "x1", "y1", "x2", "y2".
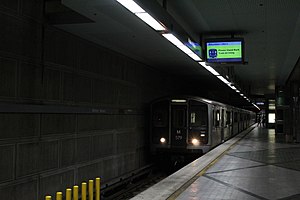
[{"x1": 150, "y1": 96, "x2": 256, "y2": 157}]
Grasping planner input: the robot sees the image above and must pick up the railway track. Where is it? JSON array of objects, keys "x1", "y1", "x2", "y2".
[{"x1": 101, "y1": 165, "x2": 166, "y2": 200}]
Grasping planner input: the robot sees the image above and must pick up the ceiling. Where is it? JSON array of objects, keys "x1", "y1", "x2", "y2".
[{"x1": 50, "y1": 0, "x2": 300, "y2": 109}]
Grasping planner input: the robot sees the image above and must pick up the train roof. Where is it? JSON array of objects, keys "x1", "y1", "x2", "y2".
[{"x1": 151, "y1": 95, "x2": 254, "y2": 114}]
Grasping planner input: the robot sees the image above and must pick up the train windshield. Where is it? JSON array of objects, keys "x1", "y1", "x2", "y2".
[
  {"x1": 152, "y1": 100, "x2": 169, "y2": 144},
  {"x1": 189, "y1": 101, "x2": 208, "y2": 127}
]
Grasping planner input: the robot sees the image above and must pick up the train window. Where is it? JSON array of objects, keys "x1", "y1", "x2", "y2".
[
  {"x1": 189, "y1": 100, "x2": 208, "y2": 127},
  {"x1": 172, "y1": 109, "x2": 185, "y2": 128},
  {"x1": 220, "y1": 109, "x2": 225, "y2": 126},
  {"x1": 151, "y1": 100, "x2": 169, "y2": 144},
  {"x1": 215, "y1": 110, "x2": 220, "y2": 127},
  {"x1": 226, "y1": 111, "x2": 231, "y2": 125},
  {"x1": 153, "y1": 110, "x2": 167, "y2": 127},
  {"x1": 234, "y1": 112, "x2": 238, "y2": 122},
  {"x1": 189, "y1": 108, "x2": 208, "y2": 126},
  {"x1": 191, "y1": 112, "x2": 196, "y2": 124}
]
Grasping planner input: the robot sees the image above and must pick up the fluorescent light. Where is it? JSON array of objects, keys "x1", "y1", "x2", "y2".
[
  {"x1": 177, "y1": 44, "x2": 194, "y2": 54},
  {"x1": 236, "y1": 90, "x2": 240, "y2": 93},
  {"x1": 187, "y1": 53, "x2": 201, "y2": 61},
  {"x1": 231, "y1": 86, "x2": 237, "y2": 90},
  {"x1": 217, "y1": 76, "x2": 230, "y2": 84},
  {"x1": 240, "y1": 93, "x2": 244, "y2": 96},
  {"x1": 199, "y1": 62, "x2": 219, "y2": 75},
  {"x1": 171, "y1": 99, "x2": 187, "y2": 103},
  {"x1": 135, "y1": 12, "x2": 166, "y2": 31},
  {"x1": 162, "y1": 33, "x2": 202, "y2": 61},
  {"x1": 162, "y1": 33, "x2": 183, "y2": 46},
  {"x1": 116, "y1": 0, "x2": 145, "y2": 13},
  {"x1": 117, "y1": 0, "x2": 165, "y2": 31},
  {"x1": 178, "y1": 45, "x2": 201, "y2": 61}
]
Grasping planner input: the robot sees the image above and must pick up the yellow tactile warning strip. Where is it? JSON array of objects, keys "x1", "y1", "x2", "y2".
[{"x1": 167, "y1": 126, "x2": 256, "y2": 200}]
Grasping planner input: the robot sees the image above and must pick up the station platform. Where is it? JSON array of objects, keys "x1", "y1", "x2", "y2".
[{"x1": 132, "y1": 125, "x2": 300, "y2": 200}]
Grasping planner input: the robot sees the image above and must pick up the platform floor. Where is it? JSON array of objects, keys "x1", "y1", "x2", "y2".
[{"x1": 176, "y1": 127, "x2": 300, "y2": 200}]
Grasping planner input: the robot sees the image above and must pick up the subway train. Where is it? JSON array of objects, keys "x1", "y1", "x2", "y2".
[{"x1": 150, "y1": 96, "x2": 256, "y2": 157}]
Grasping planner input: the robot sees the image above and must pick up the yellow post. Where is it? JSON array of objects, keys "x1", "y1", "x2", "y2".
[
  {"x1": 45, "y1": 196, "x2": 52, "y2": 200},
  {"x1": 73, "y1": 186, "x2": 79, "y2": 200},
  {"x1": 66, "y1": 188, "x2": 72, "y2": 200},
  {"x1": 82, "y1": 182, "x2": 87, "y2": 200},
  {"x1": 96, "y1": 178, "x2": 100, "y2": 200},
  {"x1": 89, "y1": 180, "x2": 94, "y2": 200},
  {"x1": 56, "y1": 192, "x2": 62, "y2": 200}
]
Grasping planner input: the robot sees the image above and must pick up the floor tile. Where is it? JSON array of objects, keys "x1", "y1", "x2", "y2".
[{"x1": 207, "y1": 165, "x2": 300, "y2": 200}]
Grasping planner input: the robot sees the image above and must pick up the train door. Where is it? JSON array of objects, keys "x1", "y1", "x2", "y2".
[
  {"x1": 229, "y1": 110, "x2": 233, "y2": 136},
  {"x1": 233, "y1": 111, "x2": 238, "y2": 135},
  {"x1": 214, "y1": 108, "x2": 222, "y2": 144},
  {"x1": 243, "y1": 113, "x2": 246, "y2": 130},
  {"x1": 238, "y1": 113, "x2": 241, "y2": 132},
  {"x1": 225, "y1": 110, "x2": 232, "y2": 138},
  {"x1": 171, "y1": 104, "x2": 187, "y2": 147},
  {"x1": 221, "y1": 109, "x2": 225, "y2": 141}
]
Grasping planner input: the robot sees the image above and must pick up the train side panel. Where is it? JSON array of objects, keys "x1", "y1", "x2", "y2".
[{"x1": 150, "y1": 96, "x2": 256, "y2": 156}]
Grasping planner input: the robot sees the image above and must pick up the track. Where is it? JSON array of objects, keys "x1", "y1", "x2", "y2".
[{"x1": 101, "y1": 165, "x2": 167, "y2": 200}]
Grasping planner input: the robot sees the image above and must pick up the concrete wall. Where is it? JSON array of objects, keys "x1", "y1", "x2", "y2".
[{"x1": 0, "y1": 1, "x2": 185, "y2": 199}]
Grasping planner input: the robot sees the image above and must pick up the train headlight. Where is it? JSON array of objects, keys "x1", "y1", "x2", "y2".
[
  {"x1": 160, "y1": 137, "x2": 166, "y2": 143},
  {"x1": 192, "y1": 138, "x2": 200, "y2": 146}
]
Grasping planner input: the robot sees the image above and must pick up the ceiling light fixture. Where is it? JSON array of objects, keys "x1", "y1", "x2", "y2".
[
  {"x1": 199, "y1": 62, "x2": 220, "y2": 75},
  {"x1": 217, "y1": 76, "x2": 230, "y2": 84},
  {"x1": 116, "y1": 0, "x2": 145, "y2": 13},
  {"x1": 135, "y1": 12, "x2": 166, "y2": 31},
  {"x1": 116, "y1": 0, "x2": 166, "y2": 31},
  {"x1": 162, "y1": 33, "x2": 202, "y2": 61},
  {"x1": 230, "y1": 86, "x2": 237, "y2": 90}
]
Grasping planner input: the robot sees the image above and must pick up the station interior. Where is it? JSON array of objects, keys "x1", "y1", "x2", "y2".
[{"x1": 0, "y1": 0, "x2": 300, "y2": 199}]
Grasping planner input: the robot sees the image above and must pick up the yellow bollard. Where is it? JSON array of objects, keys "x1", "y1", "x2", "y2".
[
  {"x1": 56, "y1": 192, "x2": 62, "y2": 200},
  {"x1": 82, "y1": 182, "x2": 87, "y2": 200},
  {"x1": 89, "y1": 180, "x2": 94, "y2": 200},
  {"x1": 96, "y1": 178, "x2": 100, "y2": 200},
  {"x1": 66, "y1": 188, "x2": 72, "y2": 200},
  {"x1": 73, "y1": 186, "x2": 79, "y2": 200},
  {"x1": 45, "y1": 196, "x2": 52, "y2": 200}
]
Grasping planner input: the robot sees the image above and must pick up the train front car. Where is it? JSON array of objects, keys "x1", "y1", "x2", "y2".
[{"x1": 150, "y1": 97, "x2": 209, "y2": 158}]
